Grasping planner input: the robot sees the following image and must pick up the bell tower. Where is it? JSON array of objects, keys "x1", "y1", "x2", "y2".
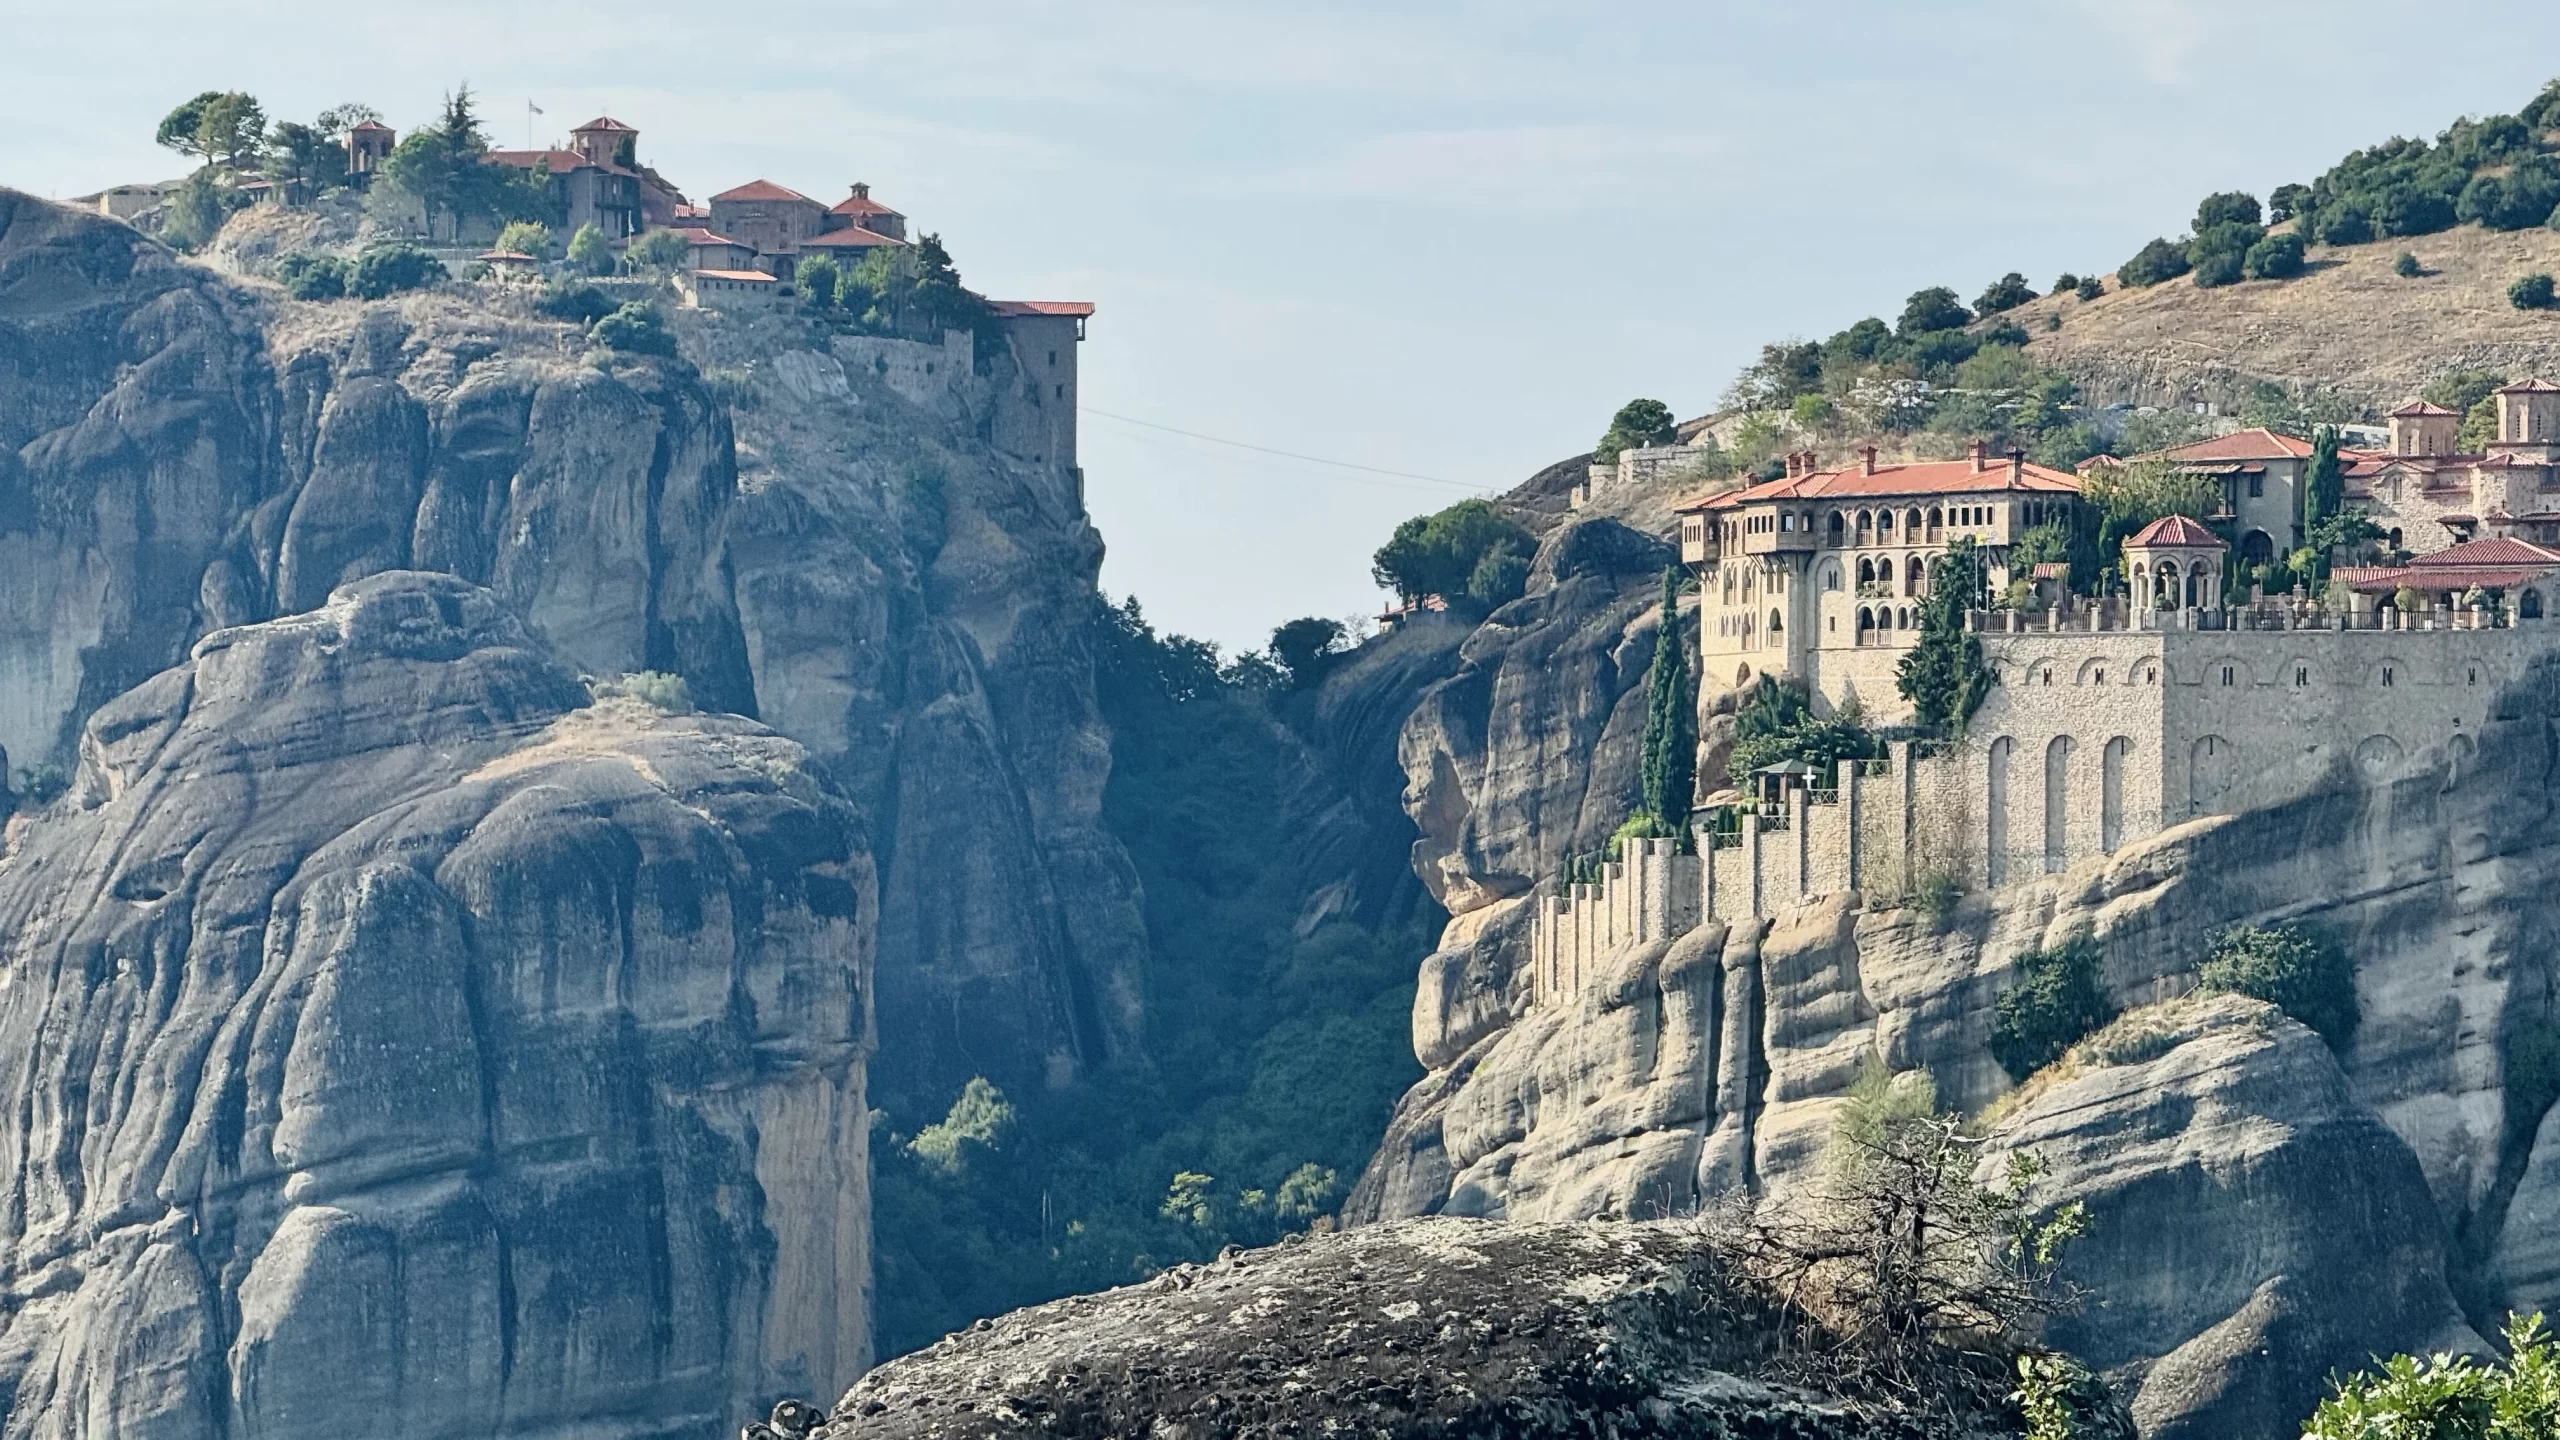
[{"x1": 2497, "y1": 379, "x2": 2560, "y2": 462}]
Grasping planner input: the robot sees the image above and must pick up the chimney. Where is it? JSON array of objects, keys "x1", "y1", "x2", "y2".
[
  {"x1": 2008, "y1": 448, "x2": 2026, "y2": 487},
  {"x1": 1801, "y1": 447, "x2": 1818, "y2": 473},
  {"x1": 1785, "y1": 452, "x2": 1803, "y2": 478},
  {"x1": 1969, "y1": 440, "x2": 1988, "y2": 474},
  {"x1": 1861, "y1": 445, "x2": 1878, "y2": 476},
  {"x1": 851, "y1": 181, "x2": 870, "y2": 199}
]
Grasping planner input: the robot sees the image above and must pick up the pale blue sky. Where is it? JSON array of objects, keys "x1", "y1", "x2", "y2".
[{"x1": 10, "y1": 1, "x2": 2560, "y2": 651}]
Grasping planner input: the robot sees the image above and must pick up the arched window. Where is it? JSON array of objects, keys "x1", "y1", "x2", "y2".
[
  {"x1": 1827, "y1": 510, "x2": 1845, "y2": 544},
  {"x1": 1905, "y1": 559, "x2": 1921, "y2": 595},
  {"x1": 1857, "y1": 606, "x2": 1874, "y2": 642},
  {"x1": 2044, "y1": 735, "x2": 2073, "y2": 872},
  {"x1": 1768, "y1": 608, "x2": 1783, "y2": 636},
  {"x1": 2241, "y1": 530, "x2": 2275, "y2": 566},
  {"x1": 1906, "y1": 508, "x2": 1923, "y2": 536},
  {"x1": 2526, "y1": 589, "x2": 2545, "y2": 619},
  {"x1": 1858, "y1": 557, "x2": 1875, "y2": 585},
  {"x1": 1857, "y1": 509, "x2": 1875, "y2": 536},
  {"x1": 1897, "y1": 606, "x2": 1912, "y2": 629},
  {"x1": 1879, "y1": 510, "x2": 1895, "y2": 536},
  {"x1": 1927, "y1": 506, "x2": 1943, "y2": 539},
  {"x1": 1821, "y1": 564, "x2": 1841, "y2": 591}
]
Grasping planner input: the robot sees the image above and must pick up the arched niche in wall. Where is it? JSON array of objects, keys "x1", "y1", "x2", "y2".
[
  {"x1": 2445, "y1": 732, "x2": 2477, "y2": 790},
  {"x1": 2101, "y1": 736, "x2": 2129, "y2": 852},
  {"x1": 2189, "y1": 735, "x2": 2237, "y2": 815},
  {"x1": 1987, "y1": 736, "x2": 2013, "y2": 886},
  {"x1": 2356, "y1": 734, "x2": 2406, "y2": 782},
  {"x1": 2044, "y1": 735, "x2": 2073, "y2": 873}
]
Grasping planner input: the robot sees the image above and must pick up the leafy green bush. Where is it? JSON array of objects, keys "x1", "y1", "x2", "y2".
[
  {"x1": 2269, "y1": 183, "x2": 2313, "y2": 222},
  {"x1": 2398, "y1": 251, "x2": 2424, "y2": 277},
  {"x1": 2190, "y1": 249, "x2": 2246, "y2": 288},
  {"x1": 590, "y1": 301, "x2": 678, "y2": 356},
  {"x1": 2319, "y1": 203, "x2": 2375, "y2": 246},
  {"x1": 2015, "y1": 1352, "x2": 2137, "y2": 1440},
  {"x1": 565, "y1": 222, "x2": 616, "y2": 275},
  {"x1": 2194, "y1": 921, "x2": 2357, "y2": 1046},
  {"x1": 1371, "y1": 499, "x2": 1534, "y2": 610},
  {"x1": 2050, "y1": 273, "x2": 2081, "y2": 296},
  {"x1": 156, "y1": 168, "x2": 235, "y2": 253},
  {"x1": 2304, "y1": 1312, "x2": 2560, "y2": 1439},
  {"x1": 2376, "y1": 184, "x2": 2458, "y2": 238},
  {"x1": 2244, "y1": 229, "x2": 2307, "y2": 280},
  {"x1": 796, "y1": 256, "x2": 841, "y2": 310},
  {"x1": 275, "y1": 252, "x2": 349, "y2": 300},
  {"x1": 2460, "y1": 157, "x2": 2560, "y2": 231},
  {"x1": 1728, "y1": 680, "x2": 1876, "y2": 780},
  {"x1": 2514, "y1": 273, "x2": 2559, "y2": 311},
  {"x1": 1594, "y1": 397, "x2": 1678, "y2": 462},
  {"x1": 1974, "y1": 272, "x2": 2035, "y2": 314},
  {"x1": 493, "y1": 220, "x2": 553, "y2": 258},
  {"x1": 908, "y1": 1077, "x2": 1016, "y2": 1177},
  {"x1": 350, "y1": 243, "x2": 447, "y2": 299},
  {"x1": 2075, "y1": 276, "x2": 2103, "y2": 301},
  {"x1": 1897, "y1": 285, "x2": 1970, "y2": 336},
  {"x1": 2117, "y1": 237, "x2": 2191, "y2": 288},
  {"x1": 534, "y1": 279, "x2": 615, "y2": 324},
  {"x1": 589, "y1": 670, "x2": 693, "y2": 712},
  {"x1": 2194, "y1": 191, "x2": 2262, "y2": 230},
  {"x1": 1266, "y1": 617, "x2": 1346, "y2": 687},
  {"x1": 622, "y1": 227, "x2": 690, "y2": 273},
  {"x1": 1989, "y1": 931, "x2": 2116, "y2": 1081}
]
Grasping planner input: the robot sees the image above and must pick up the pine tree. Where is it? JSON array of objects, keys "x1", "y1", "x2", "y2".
[
  {"x1": 1639, "y1": 566, "x2": 1697, "y2": 830},
  {"x1": 1898, "y1": 538, "x2": 1991, "y2": 731}
]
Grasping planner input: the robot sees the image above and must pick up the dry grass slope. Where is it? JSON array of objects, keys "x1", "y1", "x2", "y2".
[{"x1": 2020, "y1": 223, "x2": 2560, "y2": 409}]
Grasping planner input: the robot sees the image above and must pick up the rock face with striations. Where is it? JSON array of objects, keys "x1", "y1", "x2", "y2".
[
  {"x1": 811, "y1": 1217, "x2": 2035, "y2": 1440},
  {"x1": 0, "y1": 571, "x2": 873, "y2": 1438},
  {"x1": 0, "y1": 184, "x2": 1140, "y2": 1123}
]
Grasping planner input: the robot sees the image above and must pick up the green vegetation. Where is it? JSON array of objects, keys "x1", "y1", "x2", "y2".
[
  {"x1": 1729, "y1": 679, "x2": 1878, "y2": 781},
  {"x1": 533, "y1": 279, "x2": 615, "y2": 325},
  {"x1": 156, "y1": 90, "x2": 266, "y2": 169},
  {"x1": 1266, "y1": 617, "x2": 1348, "y2": 689},
  {"x1": 589, "y1": 301, "x2": 677, "y2": 357},
  {"x1": 795, "y1": 256, "x2": 842, "y2": 310},
  {"x1": 1898, "y1": 536, "x2": 1991, "y2": 730},
  {"x1": 623, "y1": 228, "x2": 691, "y2": 273},
  {"x1": 2513, "y1": 274, "x2": 2558, "y2": 311},
  {"x1": 2080, "y1": 458, "x2": 2222, "y2": 586},
  {"x1": 565, "y1": 223, "x2": 616, "y2": 276},
  {"x1": 2193, "y1": 922, "x2": 2357, "y2": 1047},
  {"x1": 588, "y1": 671, "x2": 693, "y2": 713},
  {"x1": 2117, "y1": 237, "x2": 2192, "y2": 288},
  {"x1": 1989, "y1": 931, "x2": 2117, "y2": 1081},
  {"x1": 377, "y1": 86, "x2": 558, "y2": 241},
  {"x1": 1635, "y1": 567, "x2": 1698, "y2": 834},
  {"x1": 493, "y1": 221, "x2": 554, "y2": 259},
  {"x1": 1974, "y1": 272, "x2": 2035, "y2": 315},
  {"x1": 829, "y1": 234, "x2": 992, "y2": 341},
  {"x1": 348, "y1": 243, "x2": 446, "y2": 299},
  {"x1": 1594, "y1": 398, "x2": 1678, "y2": 464},
  {"x1": 2075, "y1": 276, "x2": 2103, "y2": 301},
  {"x1": 157, "y1": 169, "x2": 235, "y2": 253},
  {"x1": 1370, "y1": 499, "x2": 1534, "y2": 613},
  {"x1": 2398, "y1": 251, "x2": 2425, "y2": 277},
  {"x1": 870, "y1": 596, "x2": 1428, "y2": 1356},
  {"x1": 2015, "y1": 1353, "x2": 2135, "y2": 1440},
  {"x1": 274, "y1": 252, "x2": 350, "y2": 300},
  {"x1": 2244, "y1": 229, "x2": 2307, "y2": 280},
  {"x1": 2304, "y1": 1312, "x2": 2560, "y2": 1438}
]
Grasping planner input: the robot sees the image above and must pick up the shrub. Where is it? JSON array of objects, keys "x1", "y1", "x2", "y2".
[
  {"x1": 565, "y1": 222, "x2": 615, "y2": 276},
  {"x1": 2117, "y1": 237, "x2": 2190, "y2": 288},
  {"x1": 2269, "y1": 183, "x2": 2312, "y2": 223},
  {"x1": 2243, "y1": 229, "x2": 2306, "y2": 280},
  {"x1": 2514, "y1": 273, "x2": 2559, "y2": 310},
  {"x1": 1371, "y1": 499, "x2": 1534, "y2": 608},
  {"x1": 2318, "y1": 203, "x2": 2375, "y2": 246},
  {"x1": 2375, "y1": 184, "x2": 2457, "y2": 238},
  {"x1": 350, "y1": 243, "x2": 447, "y2": 299},
  {"x1": 589, "y1": 670, "x2": 693, "y2": 712},
  {"x1": 2459, "y1": 162, "x2": 2560, "y2": 231},
  {"x1": 2015, "y1": 1352, "x2": 2137, "y2": 1440},
  {"x1": 2194, "y1": 921, "x2": 2357, "y2": 1046},
  {"x1": 1974, "y1": 271, "x2": 2035, "y2": 315},
  {"x1": 623, "y1": 227, "x2": 690, "y2": 272},
  {"x1": 2075, "y1": 276, "x2": 2103, "y2": 301},
  {"x1": 1266, "y1": 617, "x2": 1347, "y2": 687},
  {"x1": 2050, "y1": 273, "x2": 2081, "y2": 296},
  {"x1": 534, "y1": 280, "x2": 615, "y2": 324},
  {"x1": 2194, "y1": 190, "x2": 2262, "y2": 231},
  {"x1": 275, "y1": 251, "x2": 349, "y2": 300},
  {"x1": 2397, "y1": 251, "x2": 2423, "y2": 277},
  {"x1": 1981, "y1": 319, "x2": 2031, "y2": 349},
  {"x1": 1897, "y1": 285, "x2": 1970, "y2": 337},
  {"x1": 157, "y1": 168, "x2": 234, "y2": 253},
  {"x1": 493, "y1": 220, "x2": 553, "y2": 258},
  {"x1": 797, "y1": 256, "x2": 841, "y2": 310},
  {"x1": 590, "y1": 301, "x2": 678, "y2": 357},
  {"x1": 1910, "y1": 869, "x2": 1962, "y2": 919},
  {"x1": 907, "y1": 1077, "x2": 1016, "y2": 1177},
  {"x1": 2190, "y1": 249, "x2": 2246, "y2": 288},
  {"x1": 1989, "y1": 931, "x2": 2116, "y2": 1081},
  {"x1": 2304, "y1": 1312, "x2": 2560, "y2": 1439}
]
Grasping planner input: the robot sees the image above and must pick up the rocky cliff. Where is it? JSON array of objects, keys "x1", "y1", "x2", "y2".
[
  {"x1": 1346, "y1": 467, "x2": 2560, "y2": 1434},
  {"x1": 0, "y1": 184, "x2": 1140, "y2": 1123},
  {"x1": 0, "y1": 571, "x2": 873, "y2": 1437},
  {"x1": 810, "y1": 1217, "x2": 2042, "y2": 1440}
]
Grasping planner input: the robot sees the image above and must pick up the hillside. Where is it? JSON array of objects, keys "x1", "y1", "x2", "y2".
[{"x1": 2023, "y1": 222, "x2": 2560, "y2": 409}]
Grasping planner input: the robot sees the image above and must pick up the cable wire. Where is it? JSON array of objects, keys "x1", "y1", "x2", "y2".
[{"x1": 1081, "y1": 407, "x2": 1490, "y2": 492}]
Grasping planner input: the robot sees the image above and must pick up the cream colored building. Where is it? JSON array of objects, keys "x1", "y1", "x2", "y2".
[{"x1": 1673, "y1": 443, "x2": 2085, "y2": 721}]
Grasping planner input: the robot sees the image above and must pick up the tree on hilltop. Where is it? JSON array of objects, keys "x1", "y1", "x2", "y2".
[
  {"x1": 1371, "y1": 499, "x2": 1534, "y2": 612},
  {"x1": 1267, "y1": 617, "x2": 1348, "y2": 689},
  {"x1": 2194, "y1": 191, "x2": 2262, "y2": 231},
  {"x1": 1897, "y1": 286, "x2": 1970, "y2": 338},
  {"x1": 1974, "y1": 272, "x2": 2035, "y2": 315},
  {"x1": 156, "y1": 90, "x2": 266, "y2": 170},
  {"x1": 1596, "y1": 398, "x2": 1679, "y2": 462}
]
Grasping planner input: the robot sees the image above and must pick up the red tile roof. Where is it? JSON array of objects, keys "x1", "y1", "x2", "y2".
[
  {"x1": 711, "y1": 179, "x2": 817, "y2": 204},
  {"x1": 348, "y1": 120, "x2": 393, "y2": 134},
  {"x1": 988, "y1": 300, "x2": 1096, "y2": 318},
  {"x1": 1675, "y1": 455, "x2": 2080, "y2": 511},
  {"x1": 2143, "y1": 428, "x2": 2317, "y2": 463},
  {"x1": 572, "y1": 116, "x2": 638, "y2": 133},
  {"x1": 2126, "y1": 514, "x2": 2224, "y2": 549},
  {"x1": 693, "y1": 269, "x2": 777, "y2": 282},
  {"x1": 2389, "y1": 400, "x2": 2459, "y2": 418},
  {"x1": 2408, "y1": 536, "x2": 2560, "y2": 570},
  {"x1": 674, "y1": 203, "x2": 709, "y2": 220},
  {"x1": 2498, "y1": 378, "x2": 2560, "y2": 394},
  {"x1": 800, "y1": 228, "x2": 905, "y2": 249},
  {"x1": 830, "y1": 193, "x2": 903, "y2": 218},
  {"x1": 671, "y1": 226, "x2": 747, "y2": 247}
]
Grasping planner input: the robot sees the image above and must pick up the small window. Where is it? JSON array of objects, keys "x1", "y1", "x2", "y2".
[
  {"x1": 2295, "y1": 667, "x2": 2308, "y2": 687},
  {"x1": 1056, "y1": 384, "x2": 1066, "y2": 399},
  {"x1": 1048, "y1": 349, "x2": 1059, "y2": 365},
  {"x1": 2221, "y1": 666, "x2": 2235, "y2": 686},
  {"x1": 2248, "y1": 474, "x2": 2264, "y2": 498},
  {"x1": 2094, "y1": 668, "x2": 2106, "y2": 685},
  {"x1": 2383, "y1": 667, "x2": 2396, "y2": 687},
  {"x1": 2469, "y1": 666, "x2": 2480, "y2": 686}
]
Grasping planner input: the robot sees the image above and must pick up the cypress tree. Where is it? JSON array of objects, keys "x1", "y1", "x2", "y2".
[
  {"x1": 1898, "y1": 537, "x2": 1991, "y2": 731},
  {"x1": 1640, "y1": 566, "x2": 1697, "y2": 829},
  {"x1": 2305, "y1": 425, "x2": 2342, "y2": 530}
]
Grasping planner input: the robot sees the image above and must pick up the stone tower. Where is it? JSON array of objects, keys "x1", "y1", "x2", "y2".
[
  {"x1": 2498, "y1": 379, "x2": 2560, "y2": 463},
  {"x1": 569, "y1": 116, "x2": 639, "y2": 169},
  {"x1": 2388, "y1": 398, "x2": 2461, "y2": 457}
]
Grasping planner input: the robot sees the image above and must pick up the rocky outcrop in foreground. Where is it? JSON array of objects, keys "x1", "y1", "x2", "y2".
[
  {"x1": 810, "y1": 1218, "x2": 2034, "y2": 1440},
  {"x1": 0, "y1": 572, "x2": 873, "y2": 1438}
]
